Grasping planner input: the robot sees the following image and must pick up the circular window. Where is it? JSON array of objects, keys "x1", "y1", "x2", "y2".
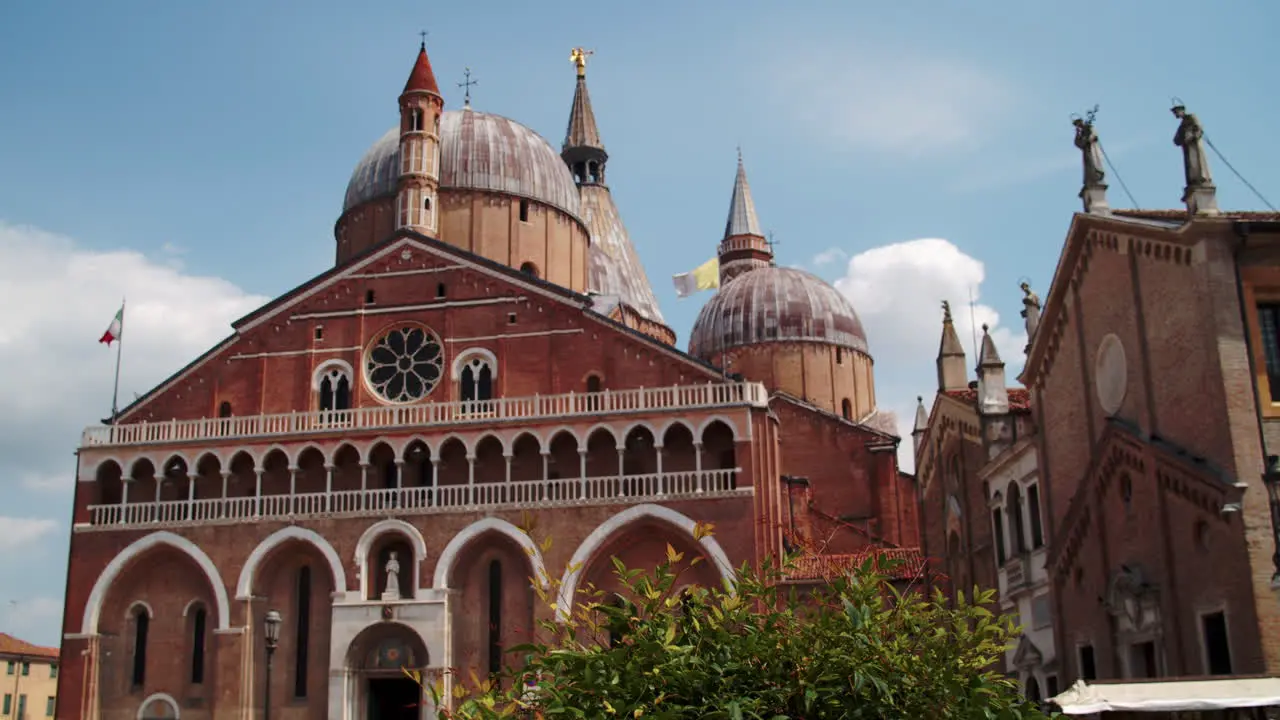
[{"x1": 364, "y1": 325, "x2": 444, "y2": 403}]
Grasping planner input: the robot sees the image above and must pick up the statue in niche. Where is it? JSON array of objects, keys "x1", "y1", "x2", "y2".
[
  {"x1": 1172, "y1": 104, "x2": 1214, "y2": 188},
  {"x1": 382, "y1": 551, "x2": 402, "y2": 601}
]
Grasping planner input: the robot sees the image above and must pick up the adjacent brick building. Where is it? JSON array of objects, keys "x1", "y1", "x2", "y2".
[
  {"x1": 1018, "y1": 122, "x2": 1280, "y2": 688},
  {"x1": 55, "y1": 45, "x2": 921, "y2": 719},
  {"x1": 2, "y1": 633, "x2": 60, "y2": 720}
]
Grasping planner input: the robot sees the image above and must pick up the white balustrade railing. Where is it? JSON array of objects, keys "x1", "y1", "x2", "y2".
[
  {"x1": 84, "y1": 468, "x2": 745, "y2": 529},
  {"x1": 80, "y1": 382, "x2": 768, "y2": 448}
]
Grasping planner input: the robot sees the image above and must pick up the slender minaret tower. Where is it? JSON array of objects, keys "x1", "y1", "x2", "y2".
[
  {"x1": 937, "y1": 301, "x2": 968, "y2": 392},
  {"x1": 718, "y1": 151, "x2": 773, "y2": 285},
  {"x1": 563, "y1": 48, "x2": 607, "y2": 185},
  {"x1": 396, "y1": 40, "x2": 444, "y2": 235}
]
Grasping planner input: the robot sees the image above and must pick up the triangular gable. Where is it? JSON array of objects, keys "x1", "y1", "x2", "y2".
[
  {"x1": 769, "y1": 392, "x2": 900, "y2": 444},
  {"x1": 113, "y1": 230, "x2": 725, "y2": 422},
  {"x1": 1011, "y1": 634, "x2": 1043, "y2": 670}
]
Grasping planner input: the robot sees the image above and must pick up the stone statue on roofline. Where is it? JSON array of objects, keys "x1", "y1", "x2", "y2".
[
  {"x1": 1073, "y1": 106, "x2": 1109, "y2": 214},
  {"x1": 1020, "y1": 281, "x2": 1041, "y2": 348},
  {"x1": 1171, "y1": 101, "x2": 1218, "y2": 215}
]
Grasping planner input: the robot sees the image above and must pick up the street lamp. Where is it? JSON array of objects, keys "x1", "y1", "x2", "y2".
[
  {"x1": 1263, "y1": 456, "x2": 1280, "y2": 584},
  {"x1": 263, "y1": 610, "x2": 283, "y2": 720}
]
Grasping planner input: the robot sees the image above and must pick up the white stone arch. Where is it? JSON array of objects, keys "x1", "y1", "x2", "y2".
[
  {"x1": 236, "y1": 526, "x2": 348, "y2": 600},
  {"x1": 181, "y1": 597, "x2": 207, "y2": 618},
  {"x1": 620, "y1": 420, "x2": 661, "y2": 445},
  {"x1": 354, "y1": 519, "x2": 429, "y2": 599},
  {"x1": 127, "y1": 454, "x2": 159, "y2": 479},
  {"x1": 472, "y1": 432, "x2": 507, "y2": 457},
  {"x1": 330, "y1": 441, "x2": 363, "y2": 467},
  {"x1": 125, "y1": 600, "x2": 155, "y2": 619},
  {"x1": 311, "y1": 358, "x2": 355, "y2": 391},
  {"x1": 433, "y1": 517, "x2": 549, "y2": 589},
  {"x1": 399, "y1": 434, "x2": 436, "y2": 460},
  {"x1": 292, "y1": 442, "x2": 328, "y2": 468},
  {"x1": 82, "y1": 531, "x2": 231, "y2": 634},
  {"x1": 542, "y1": 425, "x2": 582, "y2": 448},
  {"x1": 697, "y1": 414, "x2": 740, "y2": 442},
  {"x1": 364, "y1": 435, "x2": 403, "y2": 463},
  {"x1": 136, "y1": 692, "x2": 181, "y2": 720},
  {"x1": 224, "y1": 447, "x2": 258, "y2": 471},
  {"x1": 556, "y1": 503, "x2": 736, "y2": 621},
  {"x1": 191, "y1": 450, "x2": 223, "y2": 471},
  {"x1": 507, "y1": 429, "x2": 544, "y2": 457},
  {"x1": 255, "y1": 443, "x2": 292, "y2": 468},
  {"x1": 450, "y1": 346, "x2": 498, "y2": 381},
  {"x1": 435, "y1": 432, "x2": 473, "y2": 459},
  {"x1": 582, "y1": 422, "x2": 620, "y2": 450},
  {"x1": 658, "y1": 418, "x2": 697, "y2": 443},
  {"x1": 158, "y1": 451, "x2": 194, "y2": 474},
  {"x1": 87, "y1": 456, "x2": 127, "y2": 481}
]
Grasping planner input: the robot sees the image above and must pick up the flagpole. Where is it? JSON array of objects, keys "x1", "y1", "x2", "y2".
[{"x1": 110, "y1": 298, "x2": 125, "y2": 424}]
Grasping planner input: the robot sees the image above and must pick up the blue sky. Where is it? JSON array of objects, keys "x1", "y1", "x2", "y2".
[{"x1": 1, "y1": 0, "x2": 1277, "y2": 646}]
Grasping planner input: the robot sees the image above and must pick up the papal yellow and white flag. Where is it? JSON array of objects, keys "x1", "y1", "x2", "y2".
[{"x1": 672, "y1": 257, "x2": 720, "y2": 299}]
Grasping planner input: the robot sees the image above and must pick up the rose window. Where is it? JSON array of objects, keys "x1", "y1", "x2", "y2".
[{"x1": 364, "y1": 325, "x2": 444, "y2": 403}]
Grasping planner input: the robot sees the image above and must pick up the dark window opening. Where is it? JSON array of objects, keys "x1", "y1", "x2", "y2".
[
  {"x1": 319, "y1": 372, "x2": 352, "y2": 412},
  {"x1": 1132, "y1": 641, "x2": 1158, "y2": 679},
  {"x1": 461, "y1": 360, "x2": 494, "y2": 402},
  {"x1": 1079, "y1": 645, "x2": 1096, "y2": 680},
  {"x1": 507, "y1": 312, "x2": 517, "y2": 324},
  {"x1": 423, "y1": 196, "x2": 432, "y2": 211},
  {"x1": 410, "y1": 108, "x2": 423, "y2": 132},
  {"x1": 191, "y1": 608, "x2": 206, "y2": 684},
  {"x1": 1025, "y1": 677, "x2": 1041, "y2": 704},
  {"x1": 1028, "y1": 483, "x2": 1045, "y2": 548},
  {"x1": 519, "y1": 262, "x2": 539, "y2": 278},
  {"x1": 487, "y1": 560, "x2": 503, "y2": 676},
  {"x1": 993, "y1": 508, "x2": 1007, "y2": 565},
  {"x1": 217, "y1": 401, "x2": 232, "y2": 418},
  {"x1": 836, "y1": 347, "x2": 844, "y2": 364},
  {"x1": 314, "y1": 326, "x2": 324, "y2": 341},
  {"x1": 607, "y1": 595, "x2": 628, "y2": 648},
  {"x1": 365, "y1": 289, "x2": 376, "y2": 304},
  {"x1": 294, "y1": 566, "x2": 312, "y2": 698},
  {"x1": 436, "y1": 283, "x2": 447, "y2": 299},
  {"x1": 519, "y1": 199, "x2": 529, "y2": 222},
  {"x1": 586, "y1": 375, "x2": 602, "y2": 393},
  {"x1": 1202, "y1": 611, "x2": 1232, "y2": 675},
  {"x1": 131, "y1": 608, "x2": 149, "y2": 688},
  {"x1": 1259, "y1": 303, "x2": 1280, "y2": 402},
  {"x1": 1046, "y1": 676, "x2": 1059, "y2": 701},
  {"x1": 1121, "y1": 474, "x2": 1133, "y2": 504},
  {"x1": 1007, "y1": 484, "x2": 1027, "y2": 554},
  {"x1": 841, "y1": 398, "x2": 852, "y2": 420}
]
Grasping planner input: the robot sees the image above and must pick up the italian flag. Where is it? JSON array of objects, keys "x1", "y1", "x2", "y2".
[{"x1": 100, "y1": 306, "x2": 124, "y2": 346}]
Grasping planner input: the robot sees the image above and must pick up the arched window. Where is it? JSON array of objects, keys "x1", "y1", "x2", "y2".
[
  {"x1": 487, "y1": 560, "x2": 503, "y2": 676},
  {"x1": 1007, "y1": 484, "x2": 1027, "y2": 554},
  {"x1": 317, "y1": 366, "x2": 352, "y2": 412},
  {"x1": 841, "y1": 398, "x2": 852, "y2": 420},
  {"x1": 217, "y1": 402, "x2": 232, "y2": 418},
  {"x1": 423, "y1": 196, "x2": 432, "y2": 212},
  {"x1": 1026, "y1": 677, "x2": 1042, "y2": 704},
  {"x1": 518, "y1": 199, "x2": 530, "y2": 223},
  {"x1": 294, "y1": 566, "x2": 312, "y2": 698},
  {"x1": 586, "y1": 375, "x2": 602, "y2": 393},
  {"x1": 131, "y1": 607, "x2": 149, "y2": 688},
  {"x1": 411, "y1": 108, "x2": 423, "y2": 132},
  {"x1": 461, "y1": 357, "x2": 494, "y2": 402},
  {"x1": 836, "y1": 347, "x2": 844, "y2": 365},
  {"x1": 190, "y1": 607, "x2": 207, "y2": 684},
  {"x1": 992, "y1": 507, "x2": 1007, "y2": 565}
]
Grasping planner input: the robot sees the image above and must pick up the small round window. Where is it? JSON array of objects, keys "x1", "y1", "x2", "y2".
[{"x1": 364, "y1": 324, "x2": 444, "y2": 403}]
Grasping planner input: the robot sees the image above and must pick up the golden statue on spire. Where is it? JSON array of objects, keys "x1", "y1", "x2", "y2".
[{"x1": 570, "y1": 47, "x2": 594, "y2": 77}]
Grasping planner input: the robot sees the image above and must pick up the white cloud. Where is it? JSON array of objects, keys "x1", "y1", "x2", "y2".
[
  {"x1": 0, "y1": 517, "x2": 58, "y2": 552},
  {"x1": 830, "y1": 238, "x2": 1027, "y2": 472},
  {"x1": 0, "y1": 221, "x2": 269, "y2": 492},
  {"x1": 812, "y1": 248, "x2": 847, "y2": 267},
  {"x1": 0, "y1": 596, "x2": 64, "y2": 646},
  {"x1": 771, "y1": 47, "x2": 1010, "y2": 156}
]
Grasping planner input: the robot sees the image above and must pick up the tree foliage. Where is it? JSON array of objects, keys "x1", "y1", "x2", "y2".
[{"x1": 416, "y1": 527, "x2": 1056, "y2": 719}]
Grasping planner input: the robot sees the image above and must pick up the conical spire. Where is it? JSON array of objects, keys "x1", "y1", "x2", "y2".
[
  {"x1": 724, "y1": 150, "x2": 764, "y2": 239},
  {"x1": 978, "y1": 324, "x2": 1004, "y2": 368},
  {"x1": 564, "y1": 71, "x2": 604, "y2": 151},
  {"x1": 403, "y1": 42, "x2": 441, "y2": 96},
  {"x1": 937, "y1": 301, "x2": 968, "y2": 392},
  {"x1": 562, "y1": 47, "x2": 608, "y2": 186},
  {"x1": 913, "y1": 396, "x2": 929, "y2": 432}
]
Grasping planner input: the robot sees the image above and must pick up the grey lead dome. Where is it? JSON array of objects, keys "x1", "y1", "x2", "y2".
[{"x1": 342, "y1": 109, "x2": 583, "y2": 222}]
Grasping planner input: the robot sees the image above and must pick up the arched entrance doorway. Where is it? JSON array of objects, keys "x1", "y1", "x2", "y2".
[
  {"x1": 136, "y1": 693, "x2": 179, "y2": 720},
  {"x1": 346, "y1": 622, "x2": 431, "y2": 720}
]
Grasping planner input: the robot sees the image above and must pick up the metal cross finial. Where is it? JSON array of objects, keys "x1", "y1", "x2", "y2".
[
  {"x1": 419, "y1": 30, "x2": 428, "y2": 50},
  {"x1": 458, "y1": 67, "x2": 478, "y2": 106},
  {"x1": 737, "y1": 145, "x2": 743, "y2": 164}
]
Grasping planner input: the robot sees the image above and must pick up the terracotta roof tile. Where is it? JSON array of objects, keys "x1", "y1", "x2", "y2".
[
  {"x1": 403, "y1": 46, "x2": 441, "y2": 95},
  {"x1": 942, "y1": 387, "x2": 1031, "y2": 411},
  {"x1": 786, "y1": 548, "x2": 927, "y2": 581},
  {"x1": 1112, "y1": 209, "x2": 1280, "y2": 222},
  {"x1": 0, "y1": 632, "x2": 58, "y2": 660}
]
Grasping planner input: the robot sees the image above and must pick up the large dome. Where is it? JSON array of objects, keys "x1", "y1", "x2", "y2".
[
  {"x1": 342, "y1": 109, "x2": 582, "y2": 221},
  {"x1": 688, "y1": 267, "x2": 869, "y2": 359}
]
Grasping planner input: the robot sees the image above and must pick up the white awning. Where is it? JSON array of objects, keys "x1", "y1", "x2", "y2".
[{"x1": 1050, "y1": 677, "x2": 1280, "y2": 714}]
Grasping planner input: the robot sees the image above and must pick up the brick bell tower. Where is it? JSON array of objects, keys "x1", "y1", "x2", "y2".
[
  {"x1": 718, "y1": 150, "x2": 773, "y2": 285},
  {"x1": 397, "y1": 38, "x2": 444, "y2": 235}
]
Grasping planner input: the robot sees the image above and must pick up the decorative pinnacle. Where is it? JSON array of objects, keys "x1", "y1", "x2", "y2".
[
  {"x1": 570, "y1": 47, "x2": 594, "y2": 77},
  {"x1": 418, "y1": 30, "x2": 427, "y2": 50}
]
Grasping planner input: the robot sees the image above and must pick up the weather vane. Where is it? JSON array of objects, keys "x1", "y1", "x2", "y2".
[
  {"x1": 570, "y1": 47, "x2": 594, "y2": 77},
  {"x1": 458, "y1": 67, "x2": 478, "y2": 106},
  {"x1": 418, "y1": 30, "x2": 428, "y2": 49}
]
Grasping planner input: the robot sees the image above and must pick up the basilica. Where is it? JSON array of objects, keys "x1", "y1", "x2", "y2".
[{"x1": 54, "y1": 43, "x2": 922, "y2": 720}]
